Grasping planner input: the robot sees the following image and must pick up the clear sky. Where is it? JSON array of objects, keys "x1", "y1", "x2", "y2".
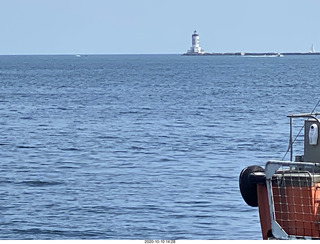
[{"x1": 1, "y1": 0, "x2": 320, "y2": 54}]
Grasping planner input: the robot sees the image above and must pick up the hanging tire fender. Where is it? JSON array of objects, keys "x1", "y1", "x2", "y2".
[{"x1": 239, "y1": 165, "x2": 265, "y2": 207}]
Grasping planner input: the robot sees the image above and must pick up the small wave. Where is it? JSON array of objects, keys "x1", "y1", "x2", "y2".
[
  {"x1": 60, "y1": 147, "x2": 80, "y2": 151},
  {"x1": 0, "y1": 179, "x2": 14, "y2": 184},
  {"x1": 130, "y1": 146, "x2": 145, "y2": 150},
  {"x1": 12, "y1": 227, "x2": 107, "y2": 239},
  {"x1": 119, "y1": 111, "x2": 139, "y2": 115},
  {"x1": 16, "y1": 145, "x2": 37, "y2": 149},
  {"x1": 20, "y1": 116, "x2": 34, "y2": 120},
  {"x1": 57, "y1": 107, "x2": 68, "y2": 111},
  {"x1": 97, "y1": 135, "x2": 119, "y2": 140},
  {"x1": 57, "y1": 164, "x2": 80, "y2": 169},
  {"x1": 19, "y1": 180, "x2": 62, "y2": 187},
  {"x1": 13, "y1": 228, "x2": 64, "y2": 235},
  {"x1": 159, "y1": 157, "x2": 175, "y2": 162}
]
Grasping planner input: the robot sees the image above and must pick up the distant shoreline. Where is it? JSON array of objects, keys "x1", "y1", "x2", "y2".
[{"x1": 183, "y1": 52, "x2": 320, "y2": 56}]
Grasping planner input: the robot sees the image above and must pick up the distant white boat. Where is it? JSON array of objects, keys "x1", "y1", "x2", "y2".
[
  {"x1": 277, "y1": 53, "x2": 284, "y2": 57},
  {"x1": 75, "y1": 54, "x2": 81, "y2": 58}
]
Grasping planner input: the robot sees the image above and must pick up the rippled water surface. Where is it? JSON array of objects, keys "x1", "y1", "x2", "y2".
[{"x1": 1, "y1": 54, "x2": 320, "y2": 239}]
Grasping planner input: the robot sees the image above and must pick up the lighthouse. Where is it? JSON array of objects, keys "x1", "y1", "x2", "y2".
[{"x1": 187, "y1": 30, "x2": 204, "y2": 55}]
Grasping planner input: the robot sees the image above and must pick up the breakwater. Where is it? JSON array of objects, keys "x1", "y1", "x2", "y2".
[{"x1": 183, "y1": 52, "x2": 320, "y2": 56}]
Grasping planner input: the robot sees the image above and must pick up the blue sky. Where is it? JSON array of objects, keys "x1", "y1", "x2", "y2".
[{"x1": 1, "y1": 0, "x2": 320, "y2": 54}]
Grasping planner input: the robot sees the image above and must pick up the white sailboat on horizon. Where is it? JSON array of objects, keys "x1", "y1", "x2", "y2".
[{"x1": 310, "y1": 44, "x2": 316, "y2": 53}]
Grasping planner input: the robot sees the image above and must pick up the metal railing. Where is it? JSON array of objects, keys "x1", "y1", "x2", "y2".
[{"x1": 265, "y1": 160, "x2": 320, "y2": 239}]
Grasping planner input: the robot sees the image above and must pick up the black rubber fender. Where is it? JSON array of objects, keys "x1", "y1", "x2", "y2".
[{"x1": 239, "y1": 165, "x2": 264, "y2": 207}]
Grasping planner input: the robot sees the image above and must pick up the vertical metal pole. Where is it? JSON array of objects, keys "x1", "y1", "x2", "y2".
[
  {"x1": 290, "y1": 117, "x2": 293, "y2": 161},
  {"x1": 265, "y1": 161, "x2": 289, "y2": 239}
]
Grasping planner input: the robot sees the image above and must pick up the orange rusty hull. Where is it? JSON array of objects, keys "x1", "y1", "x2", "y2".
[{"x1": 257, "y1": 183, "x2": 320, "y2": 239}]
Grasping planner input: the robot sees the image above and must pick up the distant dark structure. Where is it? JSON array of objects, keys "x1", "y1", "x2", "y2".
[
  {"x1": 183, "y1": 32, "x2": 320, "y2": 56},
  {"x1": 183, "y1": 52, "x2": 320, "y2": 56}
]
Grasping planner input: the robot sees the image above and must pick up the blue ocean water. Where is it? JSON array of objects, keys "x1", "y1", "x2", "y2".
[{"x1": 1, "y1": 54, "x2": 320, "y2": 240}]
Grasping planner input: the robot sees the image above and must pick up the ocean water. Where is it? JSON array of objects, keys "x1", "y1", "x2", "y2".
[{"x1": 1, "y1": 54, "x2": 320, "y2": 240}]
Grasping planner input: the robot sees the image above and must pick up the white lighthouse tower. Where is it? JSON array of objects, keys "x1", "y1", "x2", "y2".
[{"x1": 187, "y1": 30, "x2": 204, "y2": 55}]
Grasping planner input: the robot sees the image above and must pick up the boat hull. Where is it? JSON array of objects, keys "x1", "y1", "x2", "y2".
[{"x1": 243, "y1": 161, "x2": 320, "y2": 239}]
